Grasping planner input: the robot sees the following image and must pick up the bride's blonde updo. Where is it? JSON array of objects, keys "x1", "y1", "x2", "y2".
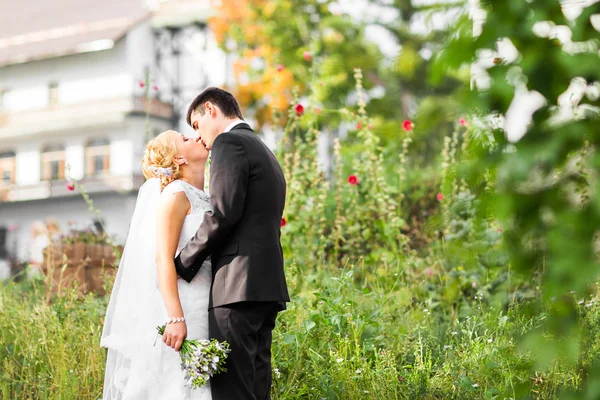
[{"x1": 142, "y1": 131, "x2": 183, "y2": 191}]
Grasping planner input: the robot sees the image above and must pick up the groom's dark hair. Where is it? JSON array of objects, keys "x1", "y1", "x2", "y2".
[{"x1": 186, "y1": 87, "x2": 244, "y2": 126}]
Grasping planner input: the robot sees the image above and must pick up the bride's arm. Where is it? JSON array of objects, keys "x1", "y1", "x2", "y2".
[{"x1": 156, "y1": 191, "x2": 191, "y2": 351}]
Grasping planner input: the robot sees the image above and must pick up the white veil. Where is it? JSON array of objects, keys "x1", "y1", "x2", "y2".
[{"x1": 101, "y1": 178, "x2": 165, "y2": 398}]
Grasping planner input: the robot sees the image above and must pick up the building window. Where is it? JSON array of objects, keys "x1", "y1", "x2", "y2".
[
  {"x1": 0, "y1": 151, "x2": 15, "y2": 185},
  {"x1": 41, "y1": 145, "x2": 65, "y2": 181},
  {"x1": 48, "y1": 82, "x2": 59, "y2": 106},
  {"x1": 86, "y1": 139, "x2": 110, "y2": 176}
]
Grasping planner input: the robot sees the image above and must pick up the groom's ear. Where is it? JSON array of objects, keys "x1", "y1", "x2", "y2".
[
  {"x1": 204, "y1": 102, "x2": 213, "y2": 116},
  {"x1": 205, "y1": 102, "x2": 220, "y2": 118}
]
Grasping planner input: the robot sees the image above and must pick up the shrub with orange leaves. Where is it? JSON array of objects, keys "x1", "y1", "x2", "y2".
[{"x1": 208, "y1": 0, "x2": 381, "y2": 127}]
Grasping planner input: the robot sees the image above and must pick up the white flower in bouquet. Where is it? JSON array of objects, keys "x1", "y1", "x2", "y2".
[{"x1": 157, "y1": 325, "x2": 231, "y2": 388}]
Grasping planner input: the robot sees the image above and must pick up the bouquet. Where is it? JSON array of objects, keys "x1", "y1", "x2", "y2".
[{"x1": 157, "y1": 325, "x2": 231, "y2": 388}]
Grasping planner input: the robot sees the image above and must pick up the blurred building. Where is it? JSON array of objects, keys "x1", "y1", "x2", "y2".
[{"x1": 0, "y1": 0, "x2": 230, "y2": 261}]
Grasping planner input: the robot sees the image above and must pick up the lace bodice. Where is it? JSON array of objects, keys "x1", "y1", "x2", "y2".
[{"x1": 161, "y1": 179, "x2": 211, "y2": 215}]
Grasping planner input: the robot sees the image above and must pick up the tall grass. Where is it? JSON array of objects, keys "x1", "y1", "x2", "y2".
[
  {"x1": 0, "y1": 278, "x2": 106, "y2": 399},
  {"x1": 1, "y1": 262, "x2": 597, "y2": 399}
]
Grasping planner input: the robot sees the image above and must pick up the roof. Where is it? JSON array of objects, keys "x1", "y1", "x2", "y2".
[{"x1": 0, "y1": 0, "x2": 151, "y2": 67}]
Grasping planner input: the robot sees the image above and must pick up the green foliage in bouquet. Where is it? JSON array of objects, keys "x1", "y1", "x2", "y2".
[{"x1": 156, "y1": 325, "x2": 230, "y2": 389}]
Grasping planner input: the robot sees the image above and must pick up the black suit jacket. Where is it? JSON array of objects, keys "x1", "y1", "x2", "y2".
[{"x1": 174, "y1": 123, "x2": 290, "y2": 309}]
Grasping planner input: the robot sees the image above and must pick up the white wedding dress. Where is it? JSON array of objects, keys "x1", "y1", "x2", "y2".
[{"x1": 101, "y1": 179, "x2": 213, "y2": 400}]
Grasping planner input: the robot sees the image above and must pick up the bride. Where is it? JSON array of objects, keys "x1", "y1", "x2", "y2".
[{"x1": 101, "y1": 130, "x2": 213, "y2": 400}]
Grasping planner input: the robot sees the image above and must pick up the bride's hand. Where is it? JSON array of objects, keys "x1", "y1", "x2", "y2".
[{"x1": 163, "y1": 321, "x2": 188, "y2": 351}]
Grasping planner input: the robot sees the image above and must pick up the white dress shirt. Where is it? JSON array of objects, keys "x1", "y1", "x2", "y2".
[{"x1": 224, "y1": 119, "x2": 246, "y2": 132}]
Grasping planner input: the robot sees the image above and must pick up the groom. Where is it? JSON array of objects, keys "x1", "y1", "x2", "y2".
[{"x1": 174, "y1": 87, "x2": 290, "y2": 400}]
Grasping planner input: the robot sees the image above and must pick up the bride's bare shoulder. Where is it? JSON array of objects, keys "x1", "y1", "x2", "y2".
[
  {"x1": 161, "y1": 179, "x2": 186, "y2": 195},
  {"x1": 158, "y1": 192, "x2": 190, "y2": 220},
  {"x1": 158, "y1": 181, "x2": 191, "y2": 216}
]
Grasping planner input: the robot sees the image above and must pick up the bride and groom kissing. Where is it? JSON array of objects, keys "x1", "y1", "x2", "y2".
[{"x1": 100, "y1": 87, "x2": 290, "y2": 400}]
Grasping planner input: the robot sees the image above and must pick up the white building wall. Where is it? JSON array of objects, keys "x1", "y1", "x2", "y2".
[
  {"x1": 15, "y1": 144, "x2": 41, "y2": 185},
  {"x1": 123, "y1": 117, "x2": 173, "y2": 174},
  {"x1": 0, "y1": 192, "x2": 139, "y2": 261},
  {"x1": 110, "y1": 139, "x2": 135, "y2": 176},
  {"x1": 125, "y1": 23, "x2": 156, "y2": 86},
  {"x1": 65, "y1": 138, "x2": 85, "y2": 180},
  {"x1": 2, "y1": 86, "x2": 48, "y2": 111},
  {"x1": 0, "y1": 39, "x2": 135, "y2": 113},
  {"x1": 58, "y1": 74, "x2": 132, "y2": 105}
]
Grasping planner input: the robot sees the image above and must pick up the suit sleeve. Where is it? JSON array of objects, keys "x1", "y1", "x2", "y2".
[{"x1": 174, "y1": 133, "x2": 248, "y2": 282}]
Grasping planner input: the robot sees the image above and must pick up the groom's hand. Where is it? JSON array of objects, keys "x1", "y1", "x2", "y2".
[{"x1": 163, "y1": 322, "x2": 187, "y2": 351}]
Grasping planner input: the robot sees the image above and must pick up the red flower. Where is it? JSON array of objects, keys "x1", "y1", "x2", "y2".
[
  {"x1": 277, "y1": 64, "x2": 284, "y2": 72},
  {"x1": 402, "y1": 120, "x2": 414, "y2": 132},
  {"x1": 348, "y1": 175, "x2": 359, "y2": 185},
  {"x1": 437, "y1": 192, "x2": 444, "y2": 202},
  {"x1": 315, "y1": 107, "x2": 322, "y2": 115},
  {"x1": 356, "y1": 122, "x2": 362, "y2": 130},
  {"x1": 319, "y1": 82, "x2": 323, "y2": 86},
  {"x1": 66, "y1": 181, "x2": 76, "y2": 191},
  {"x1": 138, "y1": 81, "x2": 145, "y2": 88},
  {"x1": 303, "y1": 51, "x2": 312, "y2": 61},
  {"x1": 497, "y1": 228, "x2": 502, "y2": 233},
  {"x1": 295, "y1": 104, "x2": 304, "y2": 116},
  {"x1": 153, "y1": 85, "x2": 159, "y2": 91},
  {"x1": 281, "y1": 217, "x2": 287, "y2": 227},
  {"x1": 459, "y1": 118, "x2": 467, "y2": 126}
]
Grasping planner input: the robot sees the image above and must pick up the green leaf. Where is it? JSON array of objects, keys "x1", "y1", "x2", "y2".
[
  {"x1": 283, "y1": 333, "x2": 296, "y2": 345},
  {"x1": 304, "y1": 320, "x2": 316, "y2": 332}
]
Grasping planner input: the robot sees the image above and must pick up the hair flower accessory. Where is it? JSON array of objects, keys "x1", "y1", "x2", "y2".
[{"x1": 145, "y1": 165, "x2": 172, "y2": 177}]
